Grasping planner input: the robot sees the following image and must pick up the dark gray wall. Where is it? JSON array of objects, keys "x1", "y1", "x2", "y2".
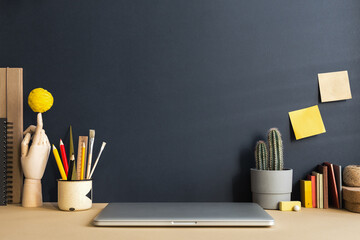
[{"x1": 1, "y1": 0, "x2": 360, "y2": 202}]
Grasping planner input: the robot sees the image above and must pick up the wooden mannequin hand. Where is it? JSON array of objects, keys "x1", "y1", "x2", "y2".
[
  {"x1": 21, "y1": 113, "x2": 50, "y2": 179},
  {"x1": 21, "y1": 113, "x2": 50, "y2": 207}
]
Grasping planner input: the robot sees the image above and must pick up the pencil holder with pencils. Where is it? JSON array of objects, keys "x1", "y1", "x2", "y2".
[{"x1": 57, "y1": 179, "x2": 92, "y2": 211}]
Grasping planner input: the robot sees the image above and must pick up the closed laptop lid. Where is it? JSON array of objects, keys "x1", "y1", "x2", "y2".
[{"x1": 93, "y1": 202, "x2": 274, "y2": 226}]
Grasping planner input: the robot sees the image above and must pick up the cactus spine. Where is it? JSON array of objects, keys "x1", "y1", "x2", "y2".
[
  {"x1": 268, "y1": 128, "x2": 283, "y2": 170},
  {"x1": 254, "y1": 128, "x2": 284, "y2": 170},
  {"x1": 255, "y1": 141, "x2": 268, "y2": 170}
]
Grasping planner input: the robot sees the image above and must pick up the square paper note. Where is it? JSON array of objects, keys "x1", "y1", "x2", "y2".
[
  {"x1": 318, "y1": 70, "x2": 352, "y2": 102},
  {"x1": 289, "y1": 105, "x2": 326, "y2": 140}
]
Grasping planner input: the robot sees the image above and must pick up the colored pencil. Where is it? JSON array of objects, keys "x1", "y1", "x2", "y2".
[
  {"x1": 76, "y1": 136, "x2": 88, "y2": 180},
  {"x1": 68, "y1": 154, "x2": 76, "y2": 181},
  {"x1": 52, "y1": 145, "x2": 67, "y2": 180},
  {"x1": 69, "y1": 125, "x2": 74, "y2": 161},
  {"x1": 89, "y1": 142, "x2": 106, "y2": 179},
  {"x1": 60, "y1": 139, "x2": 69, "y2": 176},
  {"x1": 70, "y1": 154, "x2": 77, "y2": 180},
  {"x1": 80, "y1": 143, "x2": 86, "y2": 180},
  {"x1": 86, "y1": 129, "x2": 95, "y2": 179}
]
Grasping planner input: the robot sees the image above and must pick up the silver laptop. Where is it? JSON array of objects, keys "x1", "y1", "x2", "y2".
[{"x1": 93, "y1": 202, "x2": 274, "y2": 227}]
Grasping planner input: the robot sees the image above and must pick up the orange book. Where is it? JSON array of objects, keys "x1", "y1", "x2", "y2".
[{"x1": 307, "y1": 175, "x2": 316, "y2": 208}]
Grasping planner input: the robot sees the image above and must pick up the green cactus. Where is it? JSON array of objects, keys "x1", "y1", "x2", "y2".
[
  {"x1": 255, "y1": 140, "x2": 268, "y2": 170},
  {"x1": 267, "y1": 128, "x2": 283, "y2": 170}
]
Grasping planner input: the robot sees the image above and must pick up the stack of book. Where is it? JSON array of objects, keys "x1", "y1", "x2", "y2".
[{"x1": 300, "y1": 162, "x2": 342, "y2": 209}]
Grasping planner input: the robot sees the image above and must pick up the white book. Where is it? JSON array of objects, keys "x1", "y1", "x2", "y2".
[{"x1": 319, "y1": 173, "x2": 323, "y2": 209}]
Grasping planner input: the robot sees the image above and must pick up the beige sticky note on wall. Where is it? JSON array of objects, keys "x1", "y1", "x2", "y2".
[
  {"x1": 318, "y1": 71, "x2": 352, "y2": 102},
  {"x1": 289, "y1": 105, "x2": 326, "y2": 140}
]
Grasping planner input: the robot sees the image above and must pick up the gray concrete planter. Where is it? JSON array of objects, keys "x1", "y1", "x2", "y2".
[{"x1": 251, "y1": 168, "x2": 293, "y2": 210}]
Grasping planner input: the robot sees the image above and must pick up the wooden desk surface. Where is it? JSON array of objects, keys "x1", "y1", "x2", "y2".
[{"x1": 0, "y1": 203, "x2": 358, "y2": 240}]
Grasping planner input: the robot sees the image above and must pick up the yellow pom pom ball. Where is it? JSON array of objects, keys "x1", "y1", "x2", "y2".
[{"x1": 28, "y1": 88, "x2": 54, "y2": 113}]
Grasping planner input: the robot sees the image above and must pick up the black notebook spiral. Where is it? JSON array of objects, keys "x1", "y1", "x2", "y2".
[{"x1": 0, "y1": 118, "x2": 6, "y2": 205}]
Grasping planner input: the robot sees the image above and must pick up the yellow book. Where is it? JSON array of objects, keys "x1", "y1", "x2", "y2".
[{"x1": 300, "y1": 180, "x2": 313, "y2": 208}]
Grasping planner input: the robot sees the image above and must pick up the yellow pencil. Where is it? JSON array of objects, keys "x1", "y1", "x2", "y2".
[
  {"x1": 80, "y1": 143, "x2": 85, "y2": 180},
  {"x1": 52, "y1": 145, "x2": 67, "y2": 180}
]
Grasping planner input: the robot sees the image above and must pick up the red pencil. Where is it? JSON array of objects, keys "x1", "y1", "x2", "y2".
[{"x1": 60, "y1": 139, "x2": 69, "y2": 176}]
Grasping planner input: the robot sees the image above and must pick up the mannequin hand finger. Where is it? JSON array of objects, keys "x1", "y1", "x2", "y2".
[
  {"x1": 23, "y1": 125, "x2": 36, "y2": 135},
  {"x1": 39, "y1": 130, "x2": 44, "y2": 145},
  {"x1": 21, "y1": 133, "x2": 31, "y2": 157},
  {"x1": 41, "y1": 130, "x2": 49, "y2": 142},
  {"x1": 43, "y1": 132, "x2": 50, "y2": 145},
  {"x1": 39, "y1": 130, "x2": 48, "y2": 145},
  {"x1": 32, "y1": 113, "x2": 44, "y2": 144}
]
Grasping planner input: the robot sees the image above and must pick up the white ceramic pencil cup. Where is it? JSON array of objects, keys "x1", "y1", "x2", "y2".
[{"x1": 57, "y1": 179, "x2": 92, "y2": 211}]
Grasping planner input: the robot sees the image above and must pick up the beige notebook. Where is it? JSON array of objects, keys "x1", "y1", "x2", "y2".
[{"x1": 0, "y1": 68, "x2": 23, "y2": 204}]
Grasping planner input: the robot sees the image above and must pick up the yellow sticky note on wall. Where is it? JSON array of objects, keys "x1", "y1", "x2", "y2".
[
  {"x1": 318, "y1": 70, "x2": 352, "y2": 102},
  {"x1": 289, "y1": 105, "x2": 326, "y2": 140}
]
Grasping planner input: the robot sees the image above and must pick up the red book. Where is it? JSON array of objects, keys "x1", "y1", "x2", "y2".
[
  {"x1": 323, "y1": 162, "x2": 339, "y2": 208},
  {"x1": 307, "y1": 174, "x2": 316, "y2": 208},
  {"x1": 60, "y1": 139, "x2": 69, "y2": 176}
]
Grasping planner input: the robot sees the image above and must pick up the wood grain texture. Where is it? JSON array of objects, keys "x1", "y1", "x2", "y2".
[
  {"x1": 0, "y1": 68, "x2": 6, "y2": 118},
  {"x1": 5, "y1": 68, "x2": 23, "y2": 204},
  {"x1": 22, "y1": 179, "x2": 42, "y2": 207},
  {"x1": 1, "y1": 203, "x2": 360, "y2": 240},
  {"x1": 76, "y1": 136, "x2": 88, "y2": 180}
]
